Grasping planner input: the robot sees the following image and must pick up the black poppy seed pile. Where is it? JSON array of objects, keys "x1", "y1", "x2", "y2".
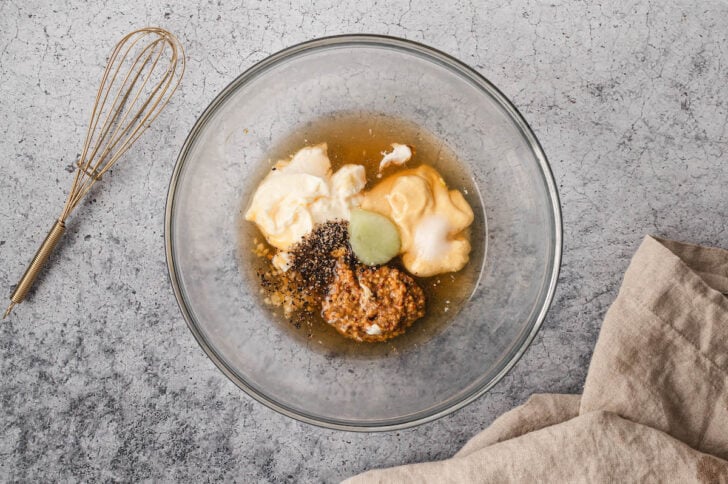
[
  {"x1": 289, "y1": 221, "x2": 353, "y2": 294},
  {"x1": 254, "y1": 221, "x2": 352, "y2": 328}
]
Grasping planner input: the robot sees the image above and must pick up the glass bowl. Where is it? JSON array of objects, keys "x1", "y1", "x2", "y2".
[{"x1": 165, "y1": 35, "x2": 561, "y2": 431}]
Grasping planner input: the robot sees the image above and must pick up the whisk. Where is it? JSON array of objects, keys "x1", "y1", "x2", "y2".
[{"x1": 4, "y1": 27, "x2": 185, "y2": 318}]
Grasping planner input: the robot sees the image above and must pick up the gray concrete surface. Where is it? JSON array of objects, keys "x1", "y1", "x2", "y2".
[{"x1": 2, "y1": 0, "x2": 727, "y2": 481}]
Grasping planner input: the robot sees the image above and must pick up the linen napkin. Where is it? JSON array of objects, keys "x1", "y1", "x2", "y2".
[{"x1": 346, "y1": 236, "x2": 728, "y2": 483}]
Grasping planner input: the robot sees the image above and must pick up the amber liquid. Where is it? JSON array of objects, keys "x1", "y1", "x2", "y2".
[{"x1": 238, "y1": 112, "x2": 486, "y2": 358}]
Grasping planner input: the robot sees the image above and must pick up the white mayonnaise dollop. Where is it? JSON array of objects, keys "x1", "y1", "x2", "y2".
[{"x1": 245, "y1": 144, "x2": 366, "y2": 250}]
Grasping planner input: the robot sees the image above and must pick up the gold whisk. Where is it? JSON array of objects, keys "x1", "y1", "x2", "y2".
[{"x1": 4, "y1": 27, "x2": 185, "y2": 318}]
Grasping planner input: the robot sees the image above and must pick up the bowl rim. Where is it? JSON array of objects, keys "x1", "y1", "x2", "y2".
[{"x1": 164, "y1": 33, "x2": 563, "y2": 432}]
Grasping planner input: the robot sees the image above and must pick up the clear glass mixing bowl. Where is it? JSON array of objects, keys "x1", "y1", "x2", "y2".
[{"x1": 165, "y1": 35, "x2": 561, "y2": 431}]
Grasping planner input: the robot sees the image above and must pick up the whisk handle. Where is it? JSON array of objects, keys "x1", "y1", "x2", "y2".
[{"x1": 8, "y1": 220, "x2": 66, "y2": 308}]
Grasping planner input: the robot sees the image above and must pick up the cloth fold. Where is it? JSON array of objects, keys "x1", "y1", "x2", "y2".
[{"x1": 346, "y1": 236, "x2": 728, "y2": 483}]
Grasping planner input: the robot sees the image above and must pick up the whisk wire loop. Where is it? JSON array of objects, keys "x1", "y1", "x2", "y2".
[
  {"x1": 62, "y1": 27, "x2": 184, "y2": 220},
  {"x1": 5, "y1": 27, "x2": 185, "y2": 318}
]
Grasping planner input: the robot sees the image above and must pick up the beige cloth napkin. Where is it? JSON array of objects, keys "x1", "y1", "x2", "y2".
[{"x1": 346, "y1": 236, "x2": 728, "y2": 483}]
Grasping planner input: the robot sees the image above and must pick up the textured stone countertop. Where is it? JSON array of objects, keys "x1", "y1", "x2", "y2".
[{"x1": 2, "y1": 1, "x2": 727, "y2": 481}]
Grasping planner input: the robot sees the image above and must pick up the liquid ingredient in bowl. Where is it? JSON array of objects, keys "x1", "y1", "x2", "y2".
[{"x1": 245, "y1": 143, "x2": 366, "y2": 250}]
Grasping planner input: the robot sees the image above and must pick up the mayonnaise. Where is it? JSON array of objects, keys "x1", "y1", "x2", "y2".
[
  {"x1": 379, "y1": 143, "x2": 413, "y2": 172},
  {"x1": 361, "y1": 165, "x2": 473, "y2": 277},
  {"x1": 245, "y1": 144, "x2": 365, "y2": 250}
]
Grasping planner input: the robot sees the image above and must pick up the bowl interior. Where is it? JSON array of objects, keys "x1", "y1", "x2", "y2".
[{"x1": 167, "y1": 36, "x2": 560, "y2": 430}]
